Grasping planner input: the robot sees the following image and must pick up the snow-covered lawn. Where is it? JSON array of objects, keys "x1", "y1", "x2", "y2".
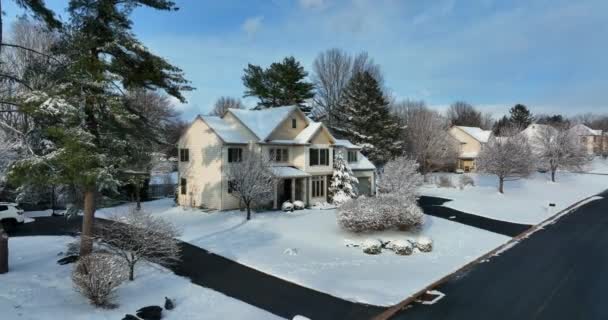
[
  {"x1": 94, "y1": 200, "x2": 509, "y2": 306},
  {"x1": 0, "y1": 236, "x2": 282, "y2": 320},
  {"x1": 585, "y1": 157, "x2": 608, "y2": 174},
  {"x1": 421, "y1": 171, "x2": 608, "y2": 225}
]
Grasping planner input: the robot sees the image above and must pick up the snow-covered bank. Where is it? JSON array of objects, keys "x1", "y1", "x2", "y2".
[
  {"x1": 421, "y1": 171, "x2": 608, "y2": 225},
  {"x1": 0, "y1": 236, "x2": 282, "y2": 320},
  {"x1": 96, "y1": 200, "x2": 509, "y2": 306}
]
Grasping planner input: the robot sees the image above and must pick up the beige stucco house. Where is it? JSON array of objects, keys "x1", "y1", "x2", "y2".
[
  {"x1": 568, "y1": 124, "x2": 606, "y2": 155},
  {"x1": 448, "y1": 126, "x2": 492, "y2": 172},
  {"x1": 177, "y1": 106, "x2": 376, "y2": 210}
]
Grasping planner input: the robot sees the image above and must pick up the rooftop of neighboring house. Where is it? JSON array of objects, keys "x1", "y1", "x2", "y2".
[
  {"x1": 521, "y1": 123, "x2": 555, "y2": 140},
  {"x1": 569, "y1": 123, "x2": 603, "y2": 136},
  {"x1": 452, "y1": 126, "x2": 493, "y2": 143}
]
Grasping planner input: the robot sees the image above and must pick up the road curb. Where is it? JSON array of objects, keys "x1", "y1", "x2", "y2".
[{"x1": 372, "y1": 194, "x2": 603, "y2": 320}]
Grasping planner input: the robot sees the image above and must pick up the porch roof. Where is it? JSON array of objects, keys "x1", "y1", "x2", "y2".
[{"x1": 270, "y1": 166, "x2": 311, "y2": 178}]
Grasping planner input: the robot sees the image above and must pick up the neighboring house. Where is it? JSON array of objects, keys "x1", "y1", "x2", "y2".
[
  {"x1": 177, "y1": 106, "x2": 376, "y2": 210},
  {"x1": 568, "y1": 124, "x2": 605, "y2": 155},
  {"x1": 448, "y1": 126, "x2": 492, "y2": 172}
]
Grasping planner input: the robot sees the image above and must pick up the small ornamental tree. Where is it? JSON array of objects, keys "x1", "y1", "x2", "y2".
[
  {"x1": 72, "y1": 253, "x2": 128, "y2": 308},
  {"x1": 225, "y1": 149, "x2": 275, "y2": 220},
  {"x1": 96, "y1": 208, "x2": 181, "y2": 281},
  {"x1": 376, "y1": 157, "x2": 424, "y2": 202},
  {"x1": 533, "y1": 126, "x2": 590, "y2": 182},
  {"x1": 477, "y1": 130, "x2": 534, "y2": 193},
  {"x1": 329, "y1": 150, "x2": 358, "y2": 205}
]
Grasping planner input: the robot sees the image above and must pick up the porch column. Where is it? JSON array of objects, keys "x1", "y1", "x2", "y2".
[
  {"x1": 305, "y1": 177, "x2": 310, "y2": 207},
  {"x1": 273, "y1": 181, "x2": 278, "y2": 209},
  {"x1": 291, "y1": 178, "x2": 296, "y2": 202}
]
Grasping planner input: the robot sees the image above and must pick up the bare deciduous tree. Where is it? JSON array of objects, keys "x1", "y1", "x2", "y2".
[
  {"x1": 311, "y1": 48, "x2": 352, "y2": 125},
  {"x1": 210, "y1": 96, "x2": 244, "y2": 117},
  {"x1": 393, "y1": 101, "x2": 457, "y2": 173},
  {"x1": 377, "y1": 156, "x2": 423, "y2": 202},
  {"x1": 96, "y1": 208, "x2": 181, "y2": 281},
  {"x1": 477, "y1": 129, "x2": 534, "y2": 193},
  {"x1": 533, "y1": 126, "x2": 590, "y2": 182},
  {"x1": 447, "y1": 101, "x2": 482, "y2": 128},
  {"x1": 225, "y1": 148, "x2": 275, "y2": 220}
]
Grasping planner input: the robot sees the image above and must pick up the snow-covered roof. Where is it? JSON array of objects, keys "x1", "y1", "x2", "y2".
[
  {"x1": 264, "y1": 140, "x2": 309, "y2": 145},
  {"x1": 149, "y1": 171, "x2": 178, "y2": 185},
  {"x1": 334, "y1": 139, "x2": 362, "y2": 149},
  {"x1": 455, "y1": 126, "x2": 492, "y2": 143},
  {"x1": 270, "y1": 166, "x2": 311, "y2": 178},
  {"x1": 349, "y1": 152, "x2": 376, "y2": 171},
  {"x1": 201, "y1": 116, "x2": 250, "y2": 144},
  {"x1": 521, "y1": 124, "x2": 555, "y2": 141},
  {"x1": 459, "y1": 151, "x2": 479, "y2": 159},
  {"x1": 294, "y1": 122, "x2": 322, "y2": 143},
  {"x1": 569, "y1": 124, "x2": 602, "y2": 136},
  {"x1": 227, "y1": 106, "x2": 300, "y2": 140}
]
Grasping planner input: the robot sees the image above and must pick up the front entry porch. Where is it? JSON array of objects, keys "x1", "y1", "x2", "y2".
[{"x1": 270, "y1": 166, "x2": 311, "y2": 209}]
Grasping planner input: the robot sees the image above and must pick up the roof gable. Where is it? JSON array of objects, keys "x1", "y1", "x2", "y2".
[
  {"x1": 226, "y1": 106, "x2": 305, "y2": 141},
  {"x1": 199, "y1": 116, "x2": 250, "y2": 144},
  {"x1": 454, "y1": 126, "x2": 492, "y2": 143}
]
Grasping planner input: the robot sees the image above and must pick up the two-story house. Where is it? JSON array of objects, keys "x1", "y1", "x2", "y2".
[
  {"x1": 448, "y1": 126, "x2": 492, "y2": 172},
  {"x1": 568, "y1": 124, "x2": 605, "y2": 155},
  {"x1": 177, "y1": 106, "x2": 376, "y2": 210}
]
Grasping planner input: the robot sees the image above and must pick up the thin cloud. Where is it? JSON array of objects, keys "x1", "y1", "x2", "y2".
[{"x1": 242, "y1": 16, "x2": 264, "y2": 37}]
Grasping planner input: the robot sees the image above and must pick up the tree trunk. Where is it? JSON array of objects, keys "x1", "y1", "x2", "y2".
[
  {"x1": 135, "y1": 183, "x2": 141, "y2": 211},
  {"x1": 246, "y1": 205, "x2": 251, "y2": 220},
  {"x1": 129, "y1": 262, "x2": 135, "y2": 281},
  {"x1": 0, "y1": 227, "x2": 8, "y2": 274},
  {"x1": 551, "y1": 169, "x2": 556, "y2": 182},
  {"x1": 51, "y1": 185, "x2": 56, "y2": 215},
  {"x1": 499, "y1": 177, "x2": 504, "y2": 194},
  {"x1": 80, "y1": 189, "x2": 96, "y2": 256}
]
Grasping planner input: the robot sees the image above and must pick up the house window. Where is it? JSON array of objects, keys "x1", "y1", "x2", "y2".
[
  {"x1": 311, "y1": 176, "x2": 325, "y2": 198},
  {"x1": 228, "y1": 180, "x2": 237, "y2": 194},
  {"x1": 309, "y1": 148, "x2": 329, "y2": 166},
  {"x1": 347, "y1": 151, "x2": 358, "y2": 163},
  {"x1": 228, "y1": 148, "x2": 242, "y2": 163},
  {"x1": 269, "y1": 148, "x2": 289, "y2": 162},
  {"x1": 179, "y1": 148, "x2": 189, "y2": 162},
  {"x1": 292, "y1": 118, "x2": 297, "y2": 129},
  {"x1": 180, "y1": 178, "x2": 187, "y2": 195}
]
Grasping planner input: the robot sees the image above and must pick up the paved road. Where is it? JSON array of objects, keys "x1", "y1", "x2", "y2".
[
  {"x1": 393, "y1": 193, "x2": 608, "y2": 320},
  {"x1": 10, "y1": 216, "x2": 385, "y2": 320},
  {"x1": 418, "y1": 196, "x2": 532, "y2": 237}
]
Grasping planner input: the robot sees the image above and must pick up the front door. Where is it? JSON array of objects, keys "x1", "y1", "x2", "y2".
[{"x1": 280, "y1": 179, "x2": 292, "y2": 204}]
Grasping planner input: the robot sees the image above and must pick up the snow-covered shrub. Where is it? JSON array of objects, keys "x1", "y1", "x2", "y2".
[
  {"x1": 293, "y1": 200, "x2": 305, "y2": 210},
  {"x1": 362, "y1": 239, "x2": 382, "y2": 255},
  {"x1": 72, "y1": 253, "x2": 128, "y2": 308},
  {"x1": 377, "y1": 157, "x2": 423, "y2": 202},
  {"x1": 437, "y1": 175, "x2": 454, "y2": 188},
  {"x1": 281, "y1": 201, "x2": 294, "y2": 212},
  {"x1": 329, "y1": 151, "x2": 359, "y2": 205},
  {"x1": 338, "y1": 195, "x2": 424, "y2": 232},
  {"x1": 389, "y1": 240, "x2": 413, "y2": 256},
  {"x1": 458, "y1": 175, "x2": 475, "y2": 189},
  {"x1": 416, "y1": 236, "x2": 433, "y2": 252}
]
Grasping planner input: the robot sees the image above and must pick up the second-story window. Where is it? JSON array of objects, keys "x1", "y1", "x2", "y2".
[
  {"x1": 269, "y1": 148, "x2": 289, "y2": 162},
  {"x1": 179, "y1": 148, "x2": 189, "y2": 162},
  {"x1": 228, "y1": 148, "x2": 242, "y2": 163},
  {"x1": 292, "y1": 118, "x2": 297, "y2": 129},
  {"x1": 310, "y1": 148, "x2": 329, "y2": 166},
  {"x1": 347, "y1": 150, "x2": 358, "y2": 163}
]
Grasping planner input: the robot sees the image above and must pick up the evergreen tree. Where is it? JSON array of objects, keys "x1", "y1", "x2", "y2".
[
  {"x1": 329, "y1": 150, "x2": 358, "y2": 205},
  {"x1": 334, "y1": 71, "x2": 402, "y2": 165},
  {"x1": 509, "y1": 104, "x2": 533, "y2": 129},
  {"x1": 242, "y1": 56, "x2": 314, "y2": 115},
  {"x1": 9, "y1": 0, "x2": 191, "y2": 256},
  {"x1": 493, "y1": 115, "x2": 512, "y2": 136}
]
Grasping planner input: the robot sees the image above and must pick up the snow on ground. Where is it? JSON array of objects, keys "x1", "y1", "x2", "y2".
[
  {"x1": 95, "y1": 200, "x2": 509, "y2": 306},
  {"x1": 0, "y1": 236, "x2": 282, "y2": 320},
  {"x1": 585, "y1": 157, "x2": 608, "y2": 174},
  {"x1": 421, "y1": 171, "x2": 608, "y2": 225}
]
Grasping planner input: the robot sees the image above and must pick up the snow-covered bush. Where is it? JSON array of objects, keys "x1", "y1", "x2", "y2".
[
  {"x1": 458, "y1": 175, "x2": 475, "y2": 189},
  {"x1": 362, "y1": 239, "x2": 382, "y2": 255},
  {"x1": 415, "y1": 236, "x2": 433, "y2": 252},
  {"x1": 281, "y1": 201, "x2": 294, "y2": 212},
  {"x1": 72, "y1": 253, "x2": 128, "y2": 308},
  {"x1": 293, "y1": 200, "x2": 305, "y2": 210},
  {"x1": 329, "y1": 151, "x2": 358, "y2": 205},
  {"x1": 389, "y1": 240, "x2": 413, "y2": 256},
  {"x1": 377, "y1": 156, "x2": 423, "y2": 202},
  {"x1": 437, "y1": 175, "x2": 454, "y2": 188},
  {"x1": 338, "y1": 195, "x2": 424, "y2": 232}
]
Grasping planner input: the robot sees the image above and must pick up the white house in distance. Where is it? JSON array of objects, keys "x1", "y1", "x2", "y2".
[
  {"x1": 177, "y1": 106, "x2": 376, "y2": 210},
  {"x1": 448, "y1": 126, "x2": 492, "y2": 172},
  {"x1": 568, "y1": 124, "x2": 606, "y2": 155}
]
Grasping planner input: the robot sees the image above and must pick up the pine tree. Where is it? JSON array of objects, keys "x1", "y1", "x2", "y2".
[
  {"x1": 329, "y1": 150, "x2": 358, "y2": 205},
  {"x1": 509, "y1": 104, "x2": 533, "y2": 129},
  {"x1": 9, "y1": 0, "x2": 191, "y2": 256},
  {"x1": 242, "y1": 56, "x2": 314, "y2": 115},
  {"x1": 333, "y1": 71, "x2": 402, "y2": 165}
]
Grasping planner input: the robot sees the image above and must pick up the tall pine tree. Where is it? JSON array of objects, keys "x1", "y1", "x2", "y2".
[
  {"x1": 334, "y1": 71, "x2": 402, "y2": 165},
  {"x1": 9, "y1": 0, "x2": 191, "y2": 256},
  {"x1": 509, "y1": 104, "x2": 533, "y2": 129},
  {"x1": 242, "y1": 56, "x2": 314, "y2": 115}
]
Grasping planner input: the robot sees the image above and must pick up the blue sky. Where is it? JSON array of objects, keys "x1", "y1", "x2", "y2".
[{"x1": 4, "y1": 0, "x2": 608, "y2": 120}]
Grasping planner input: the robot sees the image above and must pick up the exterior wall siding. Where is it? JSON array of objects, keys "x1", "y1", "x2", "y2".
[{"x1": 267, "y1": 111, "x2": 309, "y2": 140}]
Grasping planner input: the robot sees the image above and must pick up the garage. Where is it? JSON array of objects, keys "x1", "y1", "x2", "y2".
[{"x1": 357, "y1": 177, "x2": 371, "y2": 196}]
